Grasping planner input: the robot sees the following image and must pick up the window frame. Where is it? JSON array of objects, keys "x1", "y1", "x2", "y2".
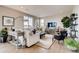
[
  {"x1": 40, "y1": 18, "x2": 45, "y2": 27},
  {"x1": 23, "y1": 16, "x2": 33, "y2": 29}
]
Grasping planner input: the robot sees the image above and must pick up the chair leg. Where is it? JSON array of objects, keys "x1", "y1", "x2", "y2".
[
  {"x1": 58, "y1": 40, "x2": 64, "y2": 45},
  {"x1": 61, "y1": 40, "x2": 64, "y2": 45},
  {"x1": 58, "y1": 40, "x2": 60, "y2": 44}
]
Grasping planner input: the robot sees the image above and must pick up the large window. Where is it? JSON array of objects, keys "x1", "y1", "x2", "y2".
[
  {"x1": 24, "y1": 16, "x2": 33, "y2": 29},
  {"x1": 40, "y1": 19, "x2": 44, "y2": 27}
]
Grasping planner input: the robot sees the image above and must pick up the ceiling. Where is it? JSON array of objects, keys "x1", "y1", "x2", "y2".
[{"x1": 4, "y1": 5, "x2": 74, "y2": 17}]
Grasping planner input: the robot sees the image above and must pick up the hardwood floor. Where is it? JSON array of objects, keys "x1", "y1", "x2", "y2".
[{"x1": 0, "y1": 41, "x2": 72, "y2": 53}]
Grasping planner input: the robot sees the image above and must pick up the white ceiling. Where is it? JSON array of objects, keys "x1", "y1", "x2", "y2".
[{"x1": 4, "y1": 5, "x2": 74, "y2": 17}]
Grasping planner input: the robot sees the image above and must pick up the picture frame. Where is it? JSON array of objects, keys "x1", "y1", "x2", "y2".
[{"x1": 2, "y1": 16, "x2": 14, "y2": 26}]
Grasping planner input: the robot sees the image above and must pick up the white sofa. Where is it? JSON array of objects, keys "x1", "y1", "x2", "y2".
[
  {"x1": 24, "y1": 30, "x2": 40, "y2": 47},
  {"x1": 8, "y1": 29, "x2": 53, "y2": 49}
]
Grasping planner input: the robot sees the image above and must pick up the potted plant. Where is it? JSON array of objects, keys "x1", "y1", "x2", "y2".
[{"x1": 0, "y1": 28, "x2": 8, "y2": 43}]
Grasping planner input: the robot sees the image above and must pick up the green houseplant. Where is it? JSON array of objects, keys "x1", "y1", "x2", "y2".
[
  {"x1": 64, "y1": 38, "x2": 79, "y2": 51},
  {"x1": 61, "y1": 16, "x2": 70, "y2": 28},
  {"x1": 61, "y1": 14, "x2": 79, "y2": 52},
  {"x1": 0, "y1": 28, "x2": 8, "y2": 42}
]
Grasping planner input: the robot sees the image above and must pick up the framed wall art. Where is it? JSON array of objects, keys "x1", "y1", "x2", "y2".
[{"x1": 2, "y1": 16, "x2": 14, "y2": 26}]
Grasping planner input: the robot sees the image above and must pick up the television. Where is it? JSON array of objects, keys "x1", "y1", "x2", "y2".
[{"x1": 48, "y1": 22, "x2": 57, "y2": 28}]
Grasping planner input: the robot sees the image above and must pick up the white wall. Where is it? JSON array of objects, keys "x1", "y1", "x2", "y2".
[
  {"x1": 44, "y1": 16, "x2": 63, "y2": 28},
  {"x1": 0, "y1": 6, "x2": 26, "y2": 30}
]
